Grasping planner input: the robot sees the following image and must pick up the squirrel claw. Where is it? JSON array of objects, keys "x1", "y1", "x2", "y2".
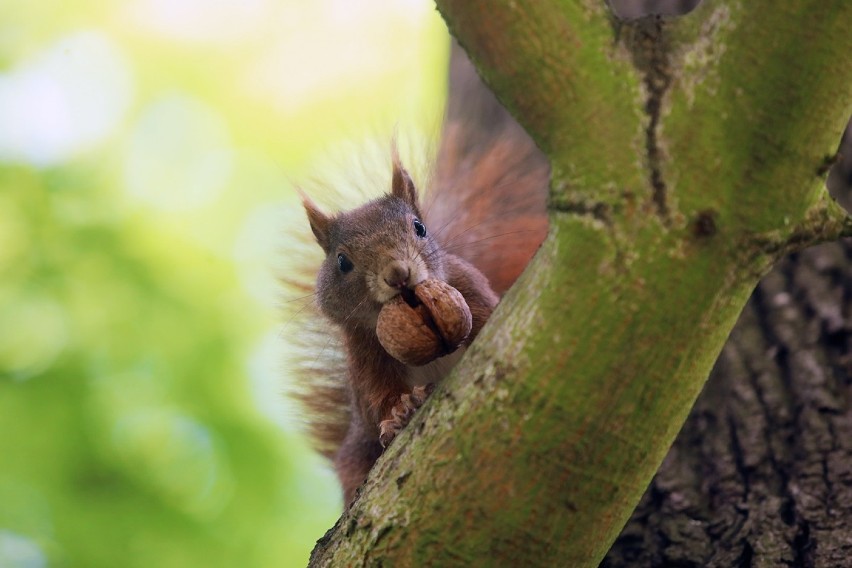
[{"x1": 379, "y1": 384, "x2": 434, "y2": 448}]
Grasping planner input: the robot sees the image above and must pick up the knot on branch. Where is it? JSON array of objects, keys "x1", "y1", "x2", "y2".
[{"x1": 691, "y1": 209, "x2": 718, "y2": 238}]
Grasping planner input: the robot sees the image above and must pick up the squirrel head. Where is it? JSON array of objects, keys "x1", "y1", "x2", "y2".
[{"x1": 301, "y1": 157, "x2": 447, "y2": 329}]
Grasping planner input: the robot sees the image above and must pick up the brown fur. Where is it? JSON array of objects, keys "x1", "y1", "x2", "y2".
[
  {"x1": 426, "y1": 45, "x2": 550, "y2": 295},
  {"x1": 290, "y1": 44, "x2": 550, "y2": 505},
  {"x1": 302, "y1": 181, "x2": 501, "y2": 503},
  {"x1": 284, "y1": 275, "x2": 350, "y2": 461}
]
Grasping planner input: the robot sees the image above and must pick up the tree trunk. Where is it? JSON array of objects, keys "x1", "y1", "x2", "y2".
[
  {"x1": 308, "y1": 2, "x2": 852, "y2": 565},
  {"x1": 604, "y1": 247, "x2": 852, "y2": 567}
]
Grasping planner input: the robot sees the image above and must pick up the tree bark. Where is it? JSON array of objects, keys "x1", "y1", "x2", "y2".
[
  {"x1": 307, "y1": 2, "x2": 852, "y2": 565},
  {"x1": 605, "y1": 238, "x2": 852, "y2": 567}
]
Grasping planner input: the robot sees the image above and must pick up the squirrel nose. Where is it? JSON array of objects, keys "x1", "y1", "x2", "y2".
[{"x1": 382, "y1": 261, "x2": 411, "y2": 289}]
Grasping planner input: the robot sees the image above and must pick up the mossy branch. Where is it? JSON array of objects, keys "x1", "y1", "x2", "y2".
[
  {"x1": 437, "y1": 0, "x2": 649, "y2": 206},
  {"x1": 308, "y1": 2, "x2": 851, "y2": 566}
]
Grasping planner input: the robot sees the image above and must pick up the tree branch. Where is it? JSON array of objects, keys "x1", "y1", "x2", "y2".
[
  {"x1": 436, "y1": 0, "x2": 648, "y2": 206},
  {"x1": 308, "y1": 2, "x2": 852, "y2": 565},
  {"x1": 661, "y1": 0, "x2": 852, "y2": 232}
]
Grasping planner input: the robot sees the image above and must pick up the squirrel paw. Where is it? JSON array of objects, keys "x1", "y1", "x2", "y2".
[{"x1": 379, "y1": 384, "x2": 434, "y2": 448}]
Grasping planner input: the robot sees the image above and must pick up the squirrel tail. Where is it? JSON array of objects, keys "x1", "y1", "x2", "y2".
[
  {"x1": 283, "y1": 272, "x2": 352, "y2": 461},
  {"x1": 425, "y1": 43, "x2": 550, "y2": 296},
  {"x1": 288, "y1": 44, "x2": 549, "y2": 460}
]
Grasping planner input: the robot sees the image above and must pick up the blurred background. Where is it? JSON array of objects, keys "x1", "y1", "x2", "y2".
[{"x1": 0, "y1": 1, "x2": 448, "y2": 566}]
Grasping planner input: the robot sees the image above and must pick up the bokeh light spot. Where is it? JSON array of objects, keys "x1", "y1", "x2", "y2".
[
  {"x1": 0, "y1": 531, "x2": 47, "y2": 568},
  {"x1": 110, "y1": 409, "x2": 233, "y2": 519},
  {"x1": 124, "y1": 94, "x2": 234, "y2": 211},
  {"x1": 124, "y1": 0, "x2": 272, "y2": 45},
  {"x1": 0, "y1": 31, "x2": 133, "y2": 167},
  {"x1": 0, "y1": 298, "x2": 67, "y2": 381}
]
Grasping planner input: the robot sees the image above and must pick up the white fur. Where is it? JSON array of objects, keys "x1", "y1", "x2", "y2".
[{"x1": 405, "y1": 347, "x2": 466, "y2": 388}]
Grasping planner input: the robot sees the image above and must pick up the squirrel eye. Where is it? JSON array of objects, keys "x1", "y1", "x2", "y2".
[
  {"x1": 337, "y1": 253, "x2": 353, "y2": 273},
  {"x1": 413, "y1": 219, "x2": 427, "y2": 239}
]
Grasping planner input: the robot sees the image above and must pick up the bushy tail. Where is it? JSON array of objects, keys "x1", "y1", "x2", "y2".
[
  {"x1": 288, "y1": 44, "x2": 550, "y2": 460},
  {"x1": 280, "y1": 257, "x2": 350, "y2": 460},
  {"x1": 425, "y1": 43, "x2": 550, "y2": 295}
]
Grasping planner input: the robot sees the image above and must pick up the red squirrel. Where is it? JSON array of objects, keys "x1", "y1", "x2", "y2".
[{"x1": 294, "y1": 46, "x2": 550, "y2": 505}]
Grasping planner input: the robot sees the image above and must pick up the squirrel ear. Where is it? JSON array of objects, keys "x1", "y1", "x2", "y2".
[
  {"x1": 391, "y1": 148, "x2": 418, "y2": 209},
  {"x1": 299, "y1": 191, "x2": 333, "y2": 254}
]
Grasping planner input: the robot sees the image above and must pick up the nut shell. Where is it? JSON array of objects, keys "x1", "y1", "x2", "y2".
[{"x1": 376, "y1": 279, "x2": 473, "y2": 366}]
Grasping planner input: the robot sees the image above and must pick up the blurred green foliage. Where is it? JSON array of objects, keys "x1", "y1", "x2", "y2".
[{"x1": 0, "y1": 1, "x2": 447, "y2": 566}]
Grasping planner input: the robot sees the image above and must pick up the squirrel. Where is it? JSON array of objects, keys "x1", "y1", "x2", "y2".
[{"x1": 292, "y1": 45, "x2": 550, "y2": 506}]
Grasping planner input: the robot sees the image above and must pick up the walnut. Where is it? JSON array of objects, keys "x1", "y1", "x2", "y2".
[{"x1": 376, "y1": 279, "x2": 473, "y2": 366}]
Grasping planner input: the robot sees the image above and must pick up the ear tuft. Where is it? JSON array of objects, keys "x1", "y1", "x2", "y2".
[
  {"x1": 391, "y1": 143, "x2": 418, "y2": 208},
  {"x1": 299, "y1": 190, "x2": 333, "y2": 254}
]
